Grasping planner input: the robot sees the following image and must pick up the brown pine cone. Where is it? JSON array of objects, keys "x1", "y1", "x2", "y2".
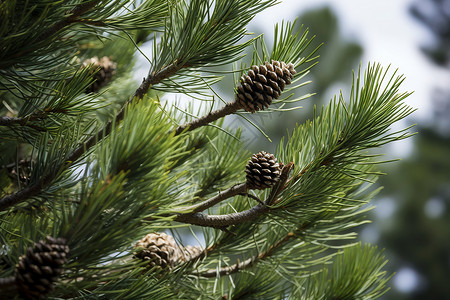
[
  {"x1": 236, "y1": 60, "x2": 296, "y2": 113},
  {"x1": 245, "y1": 151, "x2": 282, "y2": 190},
  {"x1": 134, "y1": 233, "x2": 182, "y2": 270},
  {"x1": 15, "y1": 236, "x2": 69, "y2": 300}
]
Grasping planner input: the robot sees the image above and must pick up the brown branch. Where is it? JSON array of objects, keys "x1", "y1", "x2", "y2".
[
  {"x1": 180, "y1": 183, "x2": 247, "y2": 214},
  {"x1": 0, "y1": 62, "x2": 184, "y2": 212},
  {"x1": 199, "y1": 230, "x2": 299, "y2": 278},
  {"x1": 200, "y1": 257, "x2": 255, "y2": 278},
  {"x1": 0, "y1": 106, "x2": 71, "y2": 131},
  {"x1": 36, "y1": 1, "x2": 100, "y2": 41},
  {"x1": 175, "y1": 163, "x2": 294, "y2": 228},
  {"x1": 0, "y1": 116, "x2": 47, "y2": 132},
  {"x1": 174, "y1": 100, "x2": 242, "y2": 135},
  {"x1": 174, "y1": 203, "x2": 269, "y2": 228}
]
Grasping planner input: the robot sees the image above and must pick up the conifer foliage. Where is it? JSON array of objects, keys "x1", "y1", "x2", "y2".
[{"x1": 0, "y1": 1, "x2": 415, "y2": 299}]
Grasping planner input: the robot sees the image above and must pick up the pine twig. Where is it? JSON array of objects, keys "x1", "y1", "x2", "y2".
[
  {"x1": 199, "y1": 230, "x2": 300, "y2": 278},
  {"x1": 9, "y1": 1, "x2": 101, "y2": 61},
  {"x1": 241, "y1": 193, "x2": 265, "y2": 205},
  {"x1": 175, "y1": 203, "x2": 269, "y2": 228},
  {"x1": 174, "y1": 101, "x2": 241, "y2": 135},
  {"x1": 37, "y1": 1, "x2": 100, "y2": 41},
  {"x1": 200, "y1": 257, "x2": 255, "y2": 278},
  {"x1": 0, "y1": 116, "x2": 47, "y2": 132},
  {"x1": 180, "y1": 183, "x2": 247, "y2": 214},
  {"x1": 0, "y1": 62, "x2": 185, "y2": 212},
  {"x1": 175, "y1": 163, "x2": 294, "y2": 228}
]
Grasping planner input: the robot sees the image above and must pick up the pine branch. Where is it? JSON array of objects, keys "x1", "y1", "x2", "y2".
[
  {"x1": 199, "y1": 229, "x2": 306, "y2": 277},
  {"x1": 174, "y1": 163, "x2": 293, "y2": 227},
  {"x1": 0, "y1": 116, "x2": 47, "y2": 132},
  {"x1": 200, "y1": 256, "x2": 255, "y2": 278},
  {"x1": 174, "y1": 101, "x2": 242, "y2": 135},
  {"x1": 181, "y1": 183, "x2": 248, "y2": 213},
  {"x1": 0, "y1": 61, "x2": 186, "y2": 212},
  {"x1": 0, "y1": 104, "x2": 78, "y2": 132},
  {"x1": 175, "y1": 203, "x2": 269, "y2": 228}
]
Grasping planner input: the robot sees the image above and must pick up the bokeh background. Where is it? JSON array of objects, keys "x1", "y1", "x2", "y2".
[{"x1": 138, "y1": 0, "x2": 450, "y2": 298}]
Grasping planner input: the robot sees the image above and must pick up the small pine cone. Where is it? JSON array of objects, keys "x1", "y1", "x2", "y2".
[
  {"x1": 235, "y1": 60, "x2": 296, "y2": 113},
  {"x1": 134, "y1": 233, "x2": 182, "y2": 270},
  {"x1": 180, "y1": 245, "x2": 203, "y2": 262},
  {"x1": 15, "y1": 236, "x2": 69, "y2": 300},
  {"x1": 245, "y1": 151, "x2": 281, "y2": 190},
  {"x1": 82, "y1": 56, "x2": 117, "y2": 93}
]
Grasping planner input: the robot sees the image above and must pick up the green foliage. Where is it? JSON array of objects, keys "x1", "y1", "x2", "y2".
[
  {"x1": 152, "y1": 0, "x2": 278, "y2": 95},
  {"x1": 185, "y1": 66, "x2": 413, "y2": 299},
  {"x1": 277, "y1": 64, "x2": 414, "y2": 212},
  {"x1": 245, "y1": 19, "x2": 318, "y2": 114},
  {"x1": 291, "y1": 244, "x2": 392, "y2": 299},
  {"x1": 0, "y1": 1, "x2": 415, "y2": 299}
]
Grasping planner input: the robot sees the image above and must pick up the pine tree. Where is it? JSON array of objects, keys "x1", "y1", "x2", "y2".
[{"x1": 0, "y1": 1, "x2": 415, "y2": 299}]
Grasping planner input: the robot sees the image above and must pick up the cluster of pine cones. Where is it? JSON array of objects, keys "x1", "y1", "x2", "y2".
[{"x1": 8, "y1": 60, "x2": 293, "y2": 299}]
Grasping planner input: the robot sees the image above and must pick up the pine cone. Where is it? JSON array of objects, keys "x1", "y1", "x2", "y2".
[
  {"x1": 245, "y1": 151, "x2": 282, "y2": 190},
  {"x1": 134, "y1": 233, "x2": 182, "y2": 270},
  {"x1": 82, "y1": 56, "x2": 117, "y2": 93},
  {"x1": 180, "y1": 245, "x2": 203, "y2": 262},
  {"x1": 15, "y1": 236, "x2": 69, "y2": 300},
  {"x1": 236, "y1": 60, "x2": 296, "y2": 113}
]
